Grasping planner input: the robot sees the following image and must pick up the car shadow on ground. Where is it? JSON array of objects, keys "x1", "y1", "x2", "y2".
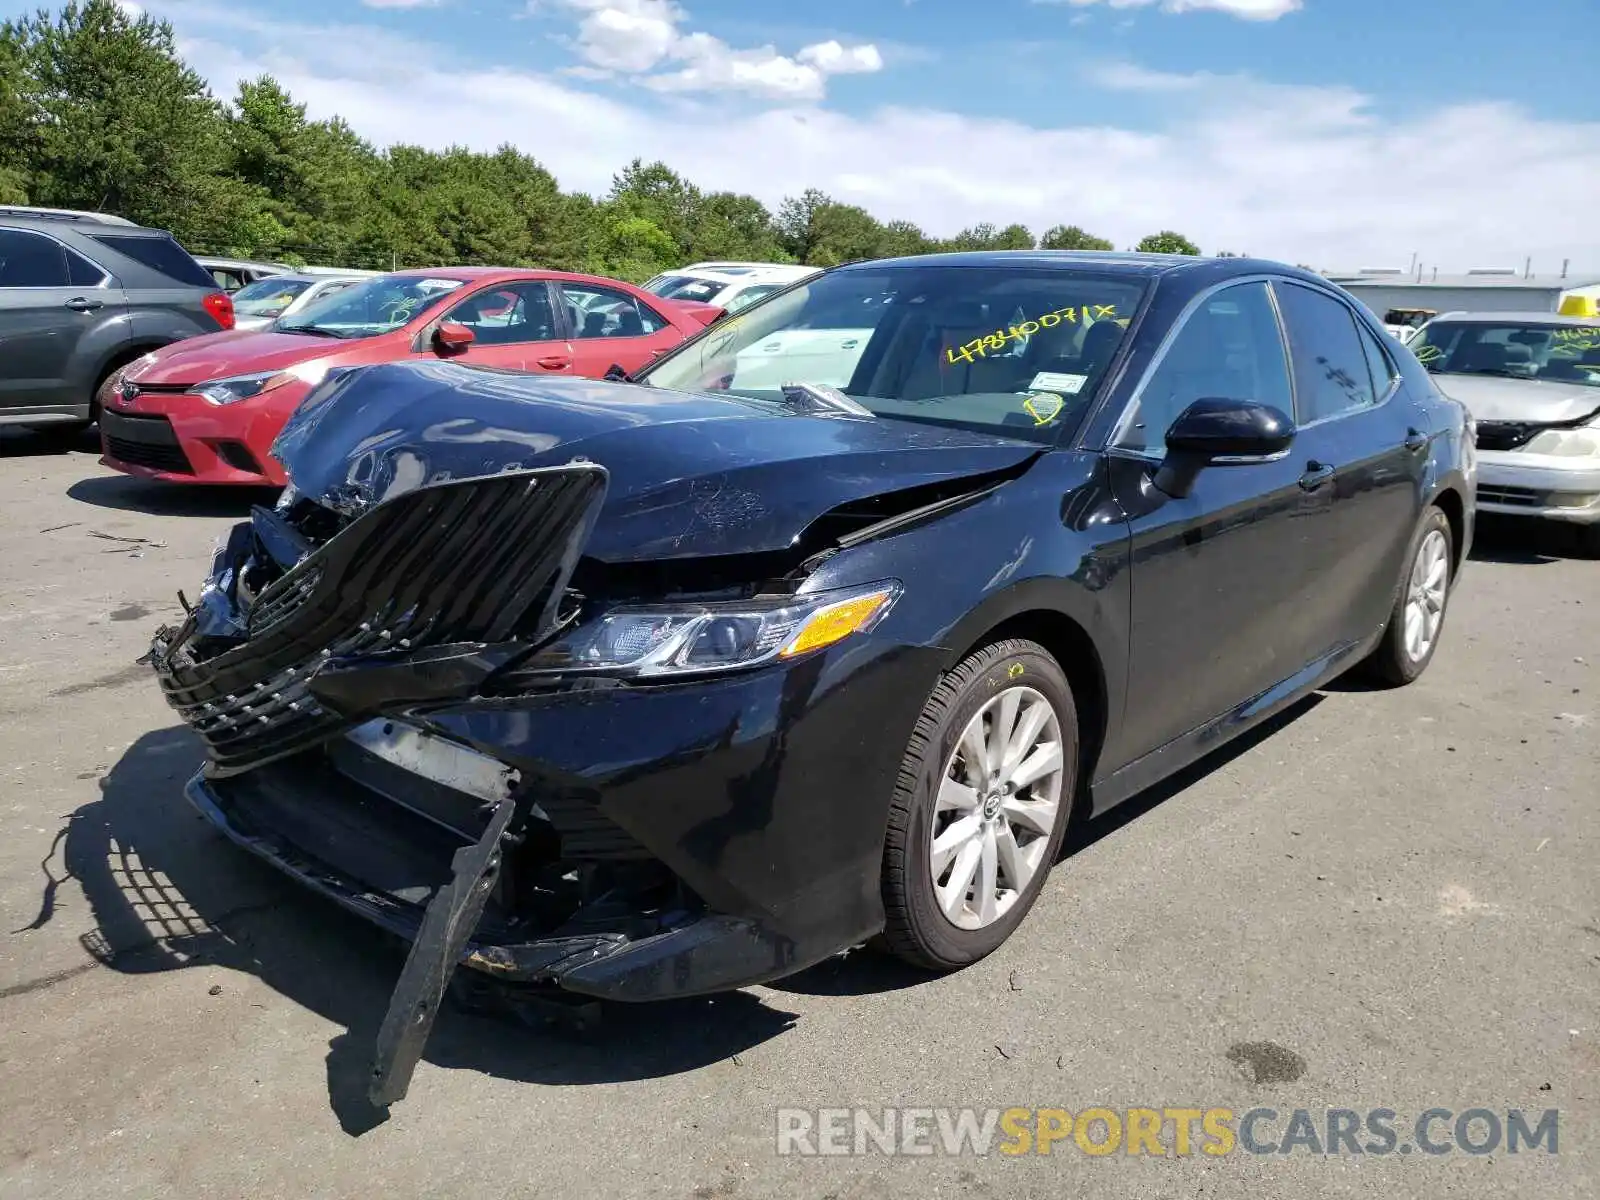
[
  {"x1": 47, "y1": 726, "x2": 799, "y2": 1136},
  {"x1": 769, "y1": 695, "x2": 1324, "y2": 999},
  {"x1": 1469, "y1": 514, "x2": 1595, "y2": 564},
  {"x1": 0, "y1": 425, "x2": 98, "y2": 458},
  {"x1": 66, "y1": 473, "x2": 279, "y2": 518}
]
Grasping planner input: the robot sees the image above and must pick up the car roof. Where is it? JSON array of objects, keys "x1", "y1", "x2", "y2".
[
  {"x1": 195, "y1": 256, "x2": 289, "y2": 271},
  {"x1": 662, "y1": 263, "x2": 819, "y2": 284},
  {"x1": 386, "y1": 266, "x2": 654, "y2": 289},
  {"x1": 849, "y1": 249, "x2": 1322, "y2": 282},
  {"x1": 0, "y1": 205, "x2": 140, "y2": 227},
  {"x1": 1424, "y1": 310, "x2": 1600, "y2": 328}
]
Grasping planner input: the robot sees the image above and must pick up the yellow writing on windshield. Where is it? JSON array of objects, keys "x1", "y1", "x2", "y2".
[
  {"x1": 1023, "y1": 393, "x2": 1065, "y2": 426},
  {"x1": 1551, "y1": 328, "x2": 1600, "y2": 354},
  {"x1": 1413, "y1": 343, "x2": 1445, "y2": 364},
  {"x1": 946, "y1": 304, "x2": 1119, "y2": 365}
]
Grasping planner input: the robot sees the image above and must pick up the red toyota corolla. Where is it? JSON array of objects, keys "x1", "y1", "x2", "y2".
[{"x1": 99, "y1": 267, "x2": 719, "y2": 485}]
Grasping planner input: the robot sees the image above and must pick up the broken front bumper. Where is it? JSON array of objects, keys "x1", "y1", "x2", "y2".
[{"x1": 147, "y1": 464, "x2": 933, "y2": 1105}]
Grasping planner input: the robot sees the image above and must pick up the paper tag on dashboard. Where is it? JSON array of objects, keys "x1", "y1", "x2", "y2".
[{"x1": 1028, "y1": 371, "x2": 1088, "y2": 395}]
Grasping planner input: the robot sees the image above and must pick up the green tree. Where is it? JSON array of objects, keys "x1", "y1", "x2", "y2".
[
  {"x1": 687, "y1": 191, "x2": 785, "y2": 262},
  {"x1": 881, "y1": 218, "x2": 935, "y2": 258},
  {"x1": 6, "y1": 0, "x2": 245, "y2": 240},
  {"x1": 0, "y1": 26, "x2": 32, "y2": 202},
  {"x1": 1040, "y1": 224, "x2": 1114, "y2": 251},
  {"x1": 1136, "y1": 230, "x2": 1201, "y2": 255},
  {"x1": 595, "y1": 214, "x2": 678, "y2": 282},
  {"x1": 607, "y1": 159, "x2": 703, "y2": 259},
  {"x1": 776, "y1": 189, "x2": 888, "y2": 266}
]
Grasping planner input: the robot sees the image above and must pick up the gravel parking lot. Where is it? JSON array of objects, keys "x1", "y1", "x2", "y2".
[{"x1": 1, "y1": 428, "x2": 1595, "y2": 1199}]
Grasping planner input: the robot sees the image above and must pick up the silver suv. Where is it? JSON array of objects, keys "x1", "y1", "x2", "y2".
[{"x1": 0, "y1": 207, "x2": 234, "y2": 432}]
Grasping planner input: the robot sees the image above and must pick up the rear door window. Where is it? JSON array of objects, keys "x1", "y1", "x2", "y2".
[
  {"x1": 1273, "y1": 282, "x2": 1379, "y2": 423},
  {"x1": 65, "y1": 247, "x2": 108, "y2": 285},
  {"x1": 0, "y1": 228, "x2": 69, "y2": 287},
  {"x1": 88, "y1": 234, "x2": 217, "y2": 288},
  {"x1": 559, "y1": 283, "x2": 669, "y2": 337}
]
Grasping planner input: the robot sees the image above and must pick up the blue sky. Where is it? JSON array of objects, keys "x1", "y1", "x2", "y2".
[{"x1": 8, "y1": 0, "x2": 1597, "y2": 271}]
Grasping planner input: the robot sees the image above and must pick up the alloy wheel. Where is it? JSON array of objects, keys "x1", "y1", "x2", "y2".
[
  {"x1": 1403, "y1": 527, "x2": 1449, "y2": 662},
  {"x1": 929, "y1": 686, "x2": 1066, "y2": 930}
]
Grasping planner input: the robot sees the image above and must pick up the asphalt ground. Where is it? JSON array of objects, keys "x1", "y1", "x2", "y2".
[{"x1": 1, "y1": 425, "x2": 1595, "y2": 1199}]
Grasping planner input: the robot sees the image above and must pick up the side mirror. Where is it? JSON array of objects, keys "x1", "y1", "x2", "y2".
[
  {"x1": 603, "y1": 363, "x2": 629, "y2": 383},
  {"x1": 1152, "y1": 398, "x2": 1295, "y2": 499},
  {"x1": 433, "y1": 321, "x2": 475, "y2": 356}
]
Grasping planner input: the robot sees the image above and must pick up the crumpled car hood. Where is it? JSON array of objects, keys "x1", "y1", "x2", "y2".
[
  {"x1": 1433, "y1": 373, "x2": 1600, "y2": 423},
  {"x1": 272, "y1": 360, "x2": 1042, "y2": 561}
]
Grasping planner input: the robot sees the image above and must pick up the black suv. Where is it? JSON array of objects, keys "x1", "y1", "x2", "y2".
[{"x1": 0, "y1": 207, "x2": 234, "y2": 432}]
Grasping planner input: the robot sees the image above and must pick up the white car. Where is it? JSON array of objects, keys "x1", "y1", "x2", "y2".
[
  {"x1": 1410, "y1": 311, "x2": 1600, "y2": 552},
  {"x1": 642, "y1": 261, "x2": 820, "y2": 315},
  {"x1": 229, "y1": 273, "x2": 378, "y2": 332}
]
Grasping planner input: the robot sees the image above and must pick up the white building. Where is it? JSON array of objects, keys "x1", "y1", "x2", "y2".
[{"x1": 1323, "y1": 267, "x2": 1600, "y2": 319}]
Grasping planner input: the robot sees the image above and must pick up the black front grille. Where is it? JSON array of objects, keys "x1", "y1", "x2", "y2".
[
  {"x1": 1475, "y1": 422, "x2": 1542, "y2": 452},
  {"x1": 101, "y1": 411, "x2": 193, "y2": 474},
  {"x1": 151, "y1": 465, "x2": 608, "y2": 775},
  {"x1": 1478, "y1": 484, "x2": 1546, "y2": 507}
]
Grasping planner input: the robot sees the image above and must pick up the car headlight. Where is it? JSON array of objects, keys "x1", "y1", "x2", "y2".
[
  {"x1": 1524, "y1": 426, "x2": 1600, "y2": 457},
  {"x1": 522, "y1": 581, "x2": 901, "y2": 678},
  {"x1": 194, "y1": 360, "x2": 330, "y2": 405}
]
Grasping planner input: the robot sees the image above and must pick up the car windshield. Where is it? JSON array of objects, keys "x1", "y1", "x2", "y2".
[
  {"x1": 1410, "y1": 320, "x2": 1600, "y2": 388},
  {"x1": 635, "y1": 264, "x2": 1147, "y2": 444},
  {"x1": 277, "y1": 275, "x2": 467, "y2": 338},
  {"x1": 645, "y1": 275, "x2": 729, "y2": 304},
  {"x1": 232, "y1": 277, "x2": 312, "y2": 317}
]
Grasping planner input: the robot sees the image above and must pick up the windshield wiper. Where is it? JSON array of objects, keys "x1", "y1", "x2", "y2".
[
  {"x1": 779, "y1": 382, "x2": 876, "y2": 417},
  {"x1": 275, "y1": 324, "x2": 345, "y2": 338}
]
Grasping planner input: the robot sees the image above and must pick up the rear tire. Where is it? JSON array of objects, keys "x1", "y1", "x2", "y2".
[
  {"x1": 1366, "y1": 506, "x2": 1453, "y2": 686},
  {"x1": 880, "y1": 639, "x2": 1077, "y2": 971}
]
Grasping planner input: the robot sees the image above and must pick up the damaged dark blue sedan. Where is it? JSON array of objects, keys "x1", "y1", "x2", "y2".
[{"x1": 147, "y1": 252, "x2": 1475, "y2": 1105}]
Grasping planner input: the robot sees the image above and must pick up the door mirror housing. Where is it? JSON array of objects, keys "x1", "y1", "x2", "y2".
[
  {"x1": 1152, "y1": 398, "x2": 1295, "y2": 499},
  {"x1": 603, "y1": 363, "x2": 630, "y2": 383},
  {"x1": 433, "y1": 321, "x2": 475, "y2": 356}
]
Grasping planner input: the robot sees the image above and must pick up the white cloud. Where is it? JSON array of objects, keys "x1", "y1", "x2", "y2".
[
  {"x1": 556, "y1": 0, "x2": 884, "y2": 100},
  {"x1": 797, "y1": 40, "x2": 885, "y2": 75},
  {"x1": 1040, "y1": 0, "x2": 1302, "y2": 19},
  {"x1": 156, "y1": 5, "x2": 1599, "y2": 273}
]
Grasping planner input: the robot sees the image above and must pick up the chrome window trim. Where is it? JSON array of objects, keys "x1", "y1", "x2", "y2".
[{"x1": 0, "y1": 224, "x2": 114, "y2": 289}]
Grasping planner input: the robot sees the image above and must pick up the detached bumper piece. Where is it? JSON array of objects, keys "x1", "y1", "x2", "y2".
[
  {"x1": 150, "y1": 464, "x2": 608, "y2": 777},
  {"x1": 150, "y1": 464, "x2": 614, "y2": 1107}
]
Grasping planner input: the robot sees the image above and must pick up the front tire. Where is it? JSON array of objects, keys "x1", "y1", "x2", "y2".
[
  {"x1": 880, "y1": 639, "x2": 1077, "y2": 971},
  {"x1": 1367, "y1": 506, "x2": 1453, "y2": 686}
]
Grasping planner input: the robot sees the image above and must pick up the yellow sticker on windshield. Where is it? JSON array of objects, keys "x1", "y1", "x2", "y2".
[{"x1": 1023, "y1": 393, "x2": 1065, "y2": 425}]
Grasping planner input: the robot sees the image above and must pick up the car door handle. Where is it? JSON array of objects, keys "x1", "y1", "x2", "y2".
[
  {"x1": 1403, "y1": 427, "x2": 1428, "y2": 452},
  {"x1": 1298, "y1": 461, "x2": 1335, "y2": 491},
  {"x1": 536, "y1": 355, "x2": 571, "y2": 370},
  {"x1": 64, "y1": 296, "x2": 103, "y2": 312}
]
